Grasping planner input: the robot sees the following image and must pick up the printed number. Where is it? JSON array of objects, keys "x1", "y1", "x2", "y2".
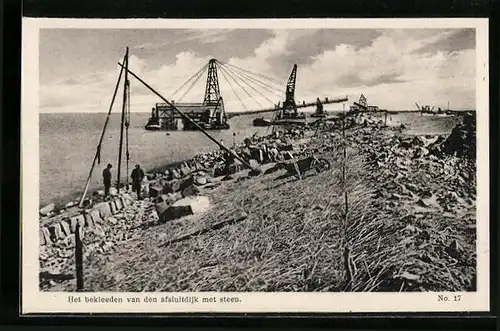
[{"x1": 438, "y1": 294, "x2": 462, "y2": 302}]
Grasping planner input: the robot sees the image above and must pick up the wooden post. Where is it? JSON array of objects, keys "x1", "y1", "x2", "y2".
[
  {"x1": 342, "y1": 102, "x2": 351, "y2": 291},
  {"x1": 75, "y1": 222, "x2": 84, "y2": 291},
  {"x1": 78, "y1": 58, "x2": 126, "y2": 207},
  {"x1": 342, "y1": 103, "x2": 346, "y2": 184},
  {"x1": 117, "y1": 47, "x2": 129, "y2": 194},
  {"x1": 384, "y1": 110, "x2": 388, "y2": 126}
]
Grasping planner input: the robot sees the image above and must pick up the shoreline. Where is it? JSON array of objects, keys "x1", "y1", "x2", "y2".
[{"x1": 38, "y1": 110, "x2": 473, "y2": 211}]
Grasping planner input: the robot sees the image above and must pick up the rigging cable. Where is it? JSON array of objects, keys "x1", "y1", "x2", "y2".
[
  {"x1": 79, "y1": 56, "x2": 126, "y2": 207},
  {"x1": 224, "y1": 62, "x2": 283, "y2": 85},
  {"x1": 220, "y1": 63, "x2": 278, "y2": 106},
  {"x1": 217, "y1": 65, "x2": 263, "y2": 109},
  {"x1": 218, "y1": 61, "x2": 283, "y2": 97},
  {"x1": 125, "y1": 78, "x2": 131, "y2": 187},
  {"x1": 169, "y1": 63, "x2": 209, "y2": 100},
  {"x1": 177, "y1": 64, "x2": 208, "y2": 102},
  {"x1": 217, "y1": 63, "x2": 249, "y2": 111},
  {"x1": 226, "y1": 60, "x2": 320, "y2": 100}
]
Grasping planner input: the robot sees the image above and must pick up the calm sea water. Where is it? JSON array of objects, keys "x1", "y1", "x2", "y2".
[
  {"x1": 39, "y1": 112, "x2": 272, "y2": 206},
  {"x1": 39, "y1": 111, "x2": 458, "y2": 206}
]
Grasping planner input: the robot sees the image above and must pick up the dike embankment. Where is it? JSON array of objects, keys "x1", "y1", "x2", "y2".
[{"x1": 39, "y1": 111, "x2": 477, "y2": 292}]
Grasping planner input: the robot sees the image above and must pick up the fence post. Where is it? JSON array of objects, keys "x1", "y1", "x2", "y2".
[
  {"x1": 342, "y1": 104, "x2": 351, "y2": 291},
  {"x1": 75, "y1": 221, "x2": 84, "y2": 291}
]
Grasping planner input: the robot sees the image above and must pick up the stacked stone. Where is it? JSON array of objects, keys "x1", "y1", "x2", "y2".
[{"x1": 39, "y1": 194, "x2": 135, "y2": 247}]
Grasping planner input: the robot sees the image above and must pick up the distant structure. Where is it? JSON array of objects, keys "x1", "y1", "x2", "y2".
[
  {"x1": 350, "y1": 94, "x2": 380, "y2": 112},
  {"x1": 145, "y1": 59, "x2": 229, "y2": 131}
]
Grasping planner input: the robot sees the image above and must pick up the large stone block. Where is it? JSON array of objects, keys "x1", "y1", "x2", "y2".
[
  {"x1": 181, "y1": 184, "x2": 200, "y2": 197},
  {"x1": 90, "y1": 209, "x2": 102, "y2": 224},
  {"x1": 120, "y1": 196, "x2": 128, "y2": 207},
  {"x1": 109, "y1": 187, "x2": 118, "y2": 196},
  {"x1": 121, "y1": 193, "x2": 133, "y2": 205},
  {"x1": 194, "y1": 176, "x2": 208, "y2": 186},
  {"x1": 84, "y1": 213, "x2": 95, "y2": 228},
  {"x1": 159, "y1": 205, "x2": 193, "y2": 222},
  {"x1": 114, "y1": 198, "x2": 123, "y2": 211},
  {"x1": 149, "y1": 184, "x2": 163, "y2": 198},
  {"x1": 155, "y1": 193, "x2": 181, "y2": 205},
  {"x1": 109, "y1": 200, "x2": 118, "y2": 214},
  {"x1": 59, "y1": 220, "x2": 71, "y2": 236},
  {"x1": 179, "y1": 165, "x2": 192, "y2": 177},
  {"x1": 158, "y1": 196, "x2": 210, "y2": 223},
  {"x1": 41, "y1": 227, "x2": 52, "y2": 244},
  {"x1": 48, "y1": 223, "x2": 65, "y2": 241},
  {"x1": 95, "y1": 202, "x2": 112, "y2": 218},
  {"x1": 155, "y1": 201, "x2": 170, "y2": 217},
  {"x1": 39, "y1": 203, "x2": 55, "y2": 216},
  {"x1": 171, "y1": 168, "x2": 182, "y2": 179},
  {"x1": 39, "y1": 229, "x2": 46, "y2": 245}
]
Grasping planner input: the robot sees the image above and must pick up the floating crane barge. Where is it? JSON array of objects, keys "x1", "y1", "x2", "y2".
[
  {"x1": 145, "y1": 59, "x2": 230, "y2": 131},
  {"x1": 252, "y1": 64, "x2": 348, "y2": 127},
  {"x1": 145, "y1": 58, "x2": 349, "y2": 130}
]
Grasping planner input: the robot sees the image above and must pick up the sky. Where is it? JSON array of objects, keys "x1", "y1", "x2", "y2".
[{"x1": 39, "y1": 28, "x2": 476, "y2": 113}]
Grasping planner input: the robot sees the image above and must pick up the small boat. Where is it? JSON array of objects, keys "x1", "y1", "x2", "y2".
[{"x1": 253, "y1": 117, "x2": 272, "y2": 127}]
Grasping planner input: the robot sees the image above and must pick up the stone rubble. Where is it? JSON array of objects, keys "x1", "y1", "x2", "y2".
[{"x1": 39, "y1": 112, "x2": 476, "y2": 292}]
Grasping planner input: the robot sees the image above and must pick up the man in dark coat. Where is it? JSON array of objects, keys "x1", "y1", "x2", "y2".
[
  {"x1": 131, "y1": 164, "x2": 145, "y2": 198},
  {"x1": 102, "y1": 164, "x2": 113, "y2": 198}
]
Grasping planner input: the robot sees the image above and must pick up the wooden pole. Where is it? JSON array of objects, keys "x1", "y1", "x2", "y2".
[
  {"x1": 78, "y1": 53, "x2": 127, "y2": 208},
  {"x1": 117, "y1": 47, "x2": 129, "y2": 194},
  {"x1": 342, "y1": 103, "x2": 346, "y2": 184},
  {"x1": 342, "y1": 103, "x2": 351, "y2": 291},
  {"x1": 75, "y1": 221, "x2": 84, "y2": 291},
  {"x1": 118, "y1": 62, "x2": 256, "y2": 171},
  {"x1": 125, "y1": 85, "x2": 130, "y2": 189}
]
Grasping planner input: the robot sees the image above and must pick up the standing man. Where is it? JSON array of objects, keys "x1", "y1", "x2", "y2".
[
  {"x1": 131, "y1": 164, "x2": 145, "y2": 199},
  {"x1": 102, "y1": 163, "x2": 113, "y2": 198}
]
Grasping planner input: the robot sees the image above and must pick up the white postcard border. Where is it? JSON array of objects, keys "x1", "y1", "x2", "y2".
[{"x1": 22, "y1": 18, "x2": 490, "y2": 314}]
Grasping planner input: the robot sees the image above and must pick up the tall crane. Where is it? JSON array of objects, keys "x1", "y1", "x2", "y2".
[{"x1": 280, "y1": 64, "x2": 299, "y2": 119}]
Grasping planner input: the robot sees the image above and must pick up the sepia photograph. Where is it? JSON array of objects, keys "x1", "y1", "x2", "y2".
[{"x1": 22, "y1": 18, "x2": 490, "y2": 313}]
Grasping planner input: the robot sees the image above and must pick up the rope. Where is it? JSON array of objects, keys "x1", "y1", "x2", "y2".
[
  {"x1": 169, "y1": 63, "x2": 209, "y2": 100},
  {"x1": 223, "y1": 61, "x2": 283, "y2": 85},
  {"x1": 220, "y1": 63, "x2": 277, "y2": 106},
  {"x1": 125, "y1": 79, "x2": 131, "y2": 186},
  {"x1": 218, "y1": 63, "x2": 248, "y2": 111},
  {"x1": 177, "y1": 65, "x2": 207, "y2": 102},
  {"x1": 217, "y1": 65, "x2": 263, "y2": 109},
  {"x1": 218, "y1": 61, "x2": 283, "y2": 97},
  {"x1": 229, "y1": 60, "x2": 321, "y2": 99},
  {"x1": 78, "y1": 55, "x2": 126, "y2": 207}
]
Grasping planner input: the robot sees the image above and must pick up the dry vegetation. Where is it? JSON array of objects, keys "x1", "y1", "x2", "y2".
[{"x1": 48, "y1": 114, "x2": 477, "y2": 293}]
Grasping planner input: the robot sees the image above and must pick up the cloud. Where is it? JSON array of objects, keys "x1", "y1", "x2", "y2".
[
  {"x1": 133, "y1": 29, "x2": 233, "y2": 50},
  {"x1": 295, "y1": 30, "x2": 475, "y2": 110},
  {"x1": 226, "y1": 30, "x2": 291, "y2": 75},
  {"x1": 40, "y1": 28, "x2": 476, "y2": 113},
  {"x1": 413, "y1": 28, "x2": 475, "y2": 54}
]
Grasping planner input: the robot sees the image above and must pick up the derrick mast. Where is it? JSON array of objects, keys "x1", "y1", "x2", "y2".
[
  {"x1": 281, "y1": 64, "x2": 298, "y2": 118},
  {"x1": 203, "y1": 59, "x2": 226, "y2": 125}
]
